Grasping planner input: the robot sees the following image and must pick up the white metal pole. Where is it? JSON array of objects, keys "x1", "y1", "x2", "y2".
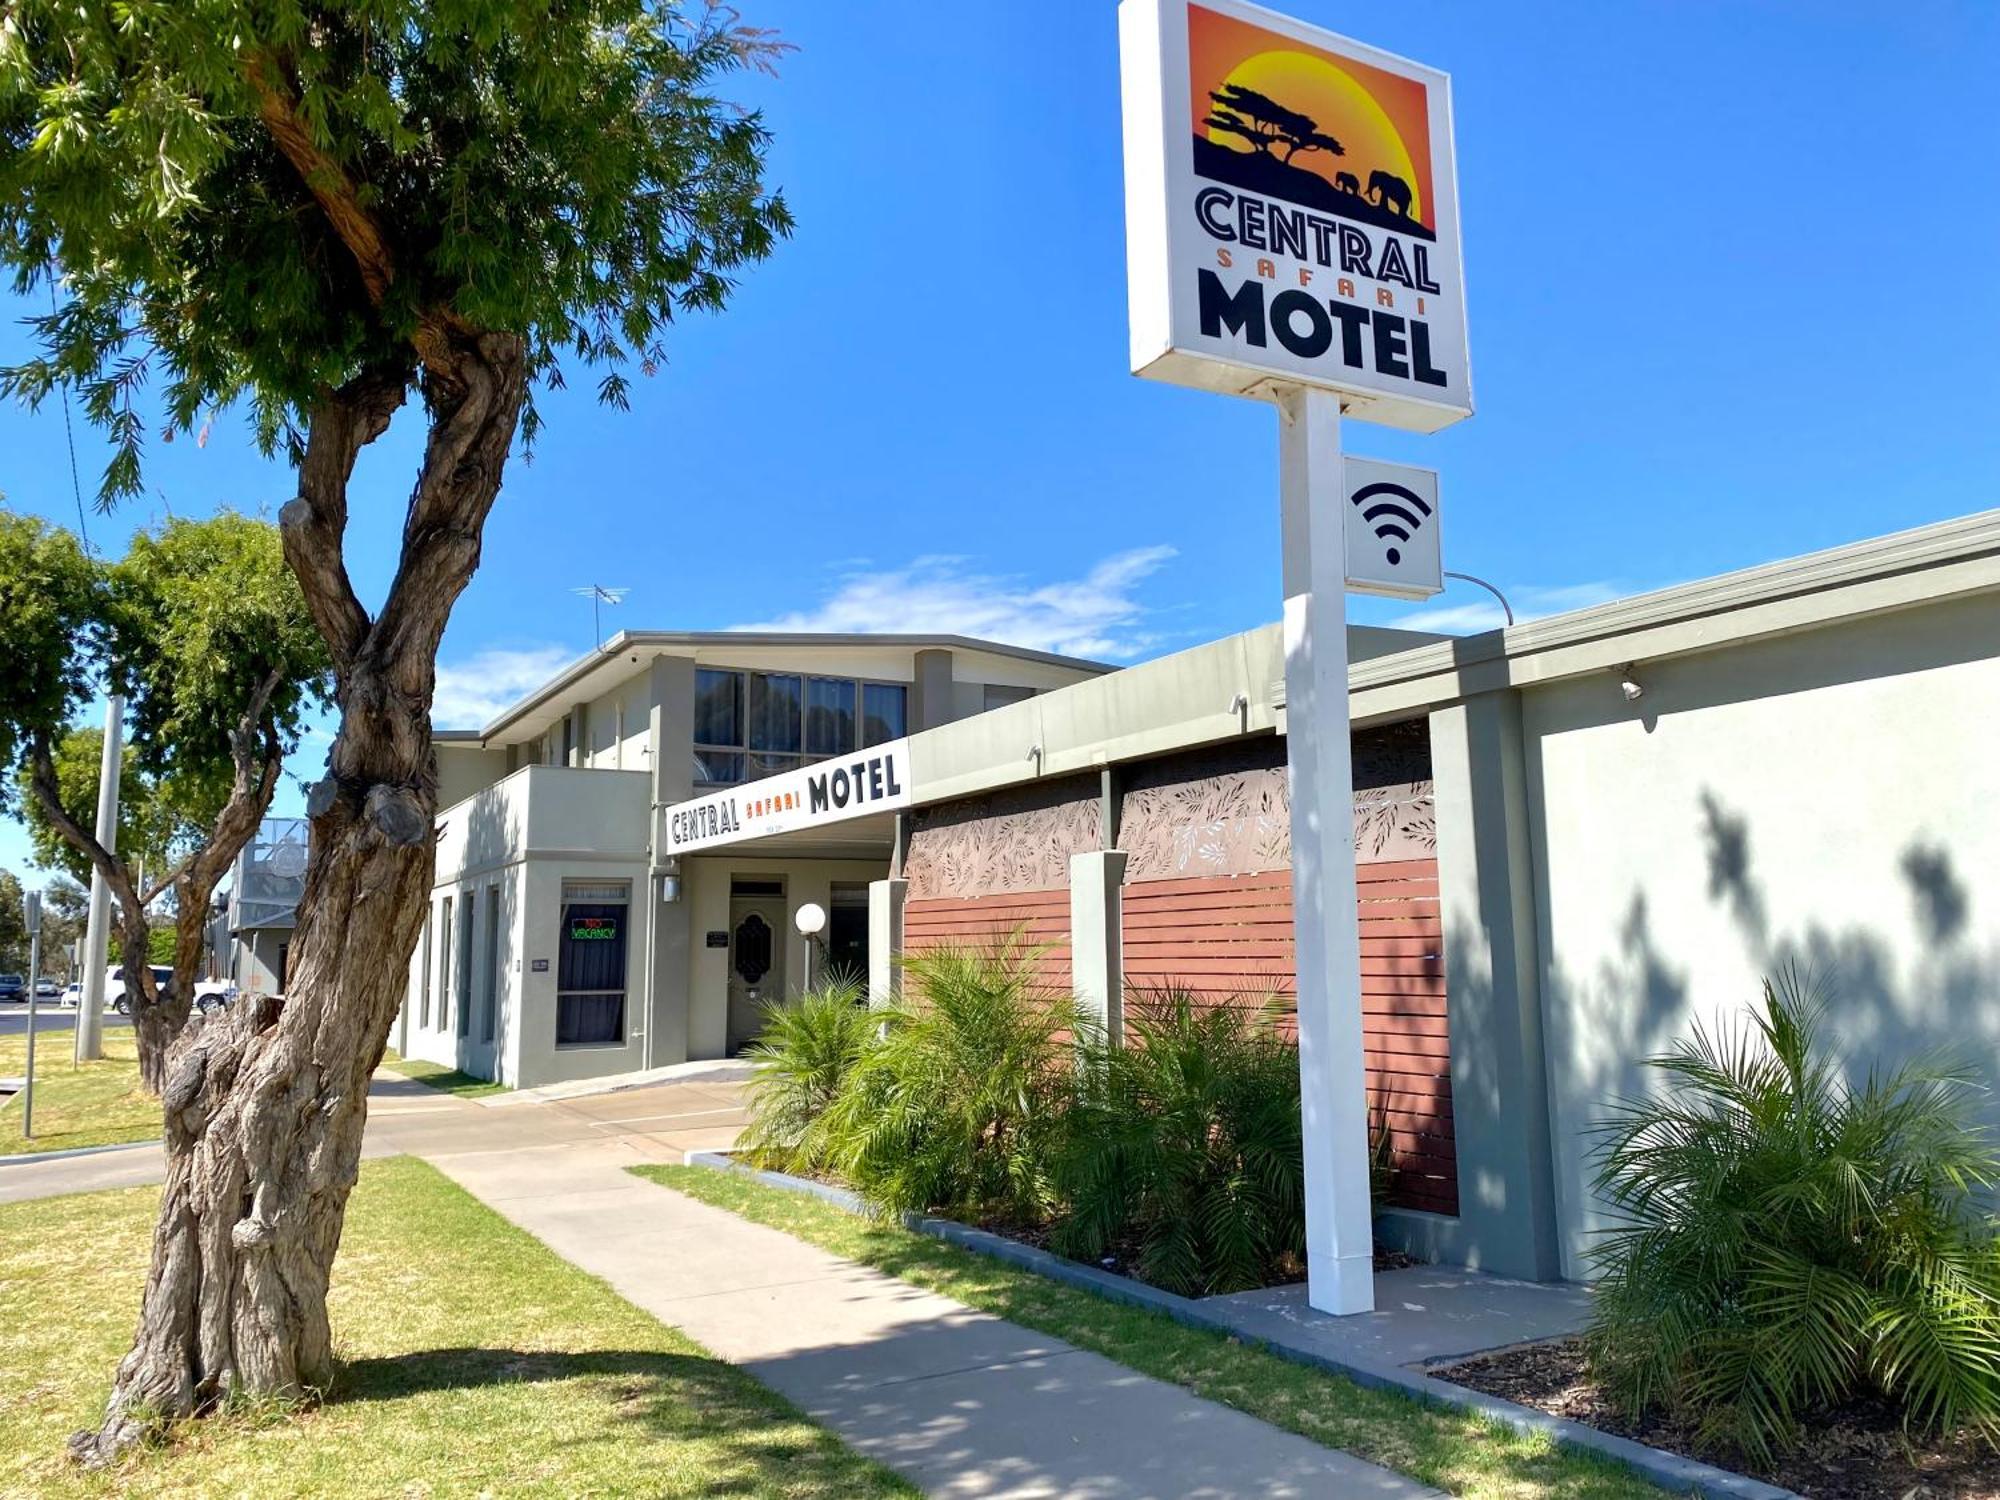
[
  {"x1": 1277, "y1": 384, "x2": 1376, "y2": 1317},
  {"x1": 75, "y1": 694, "x2": 124, "y2": 1064}
]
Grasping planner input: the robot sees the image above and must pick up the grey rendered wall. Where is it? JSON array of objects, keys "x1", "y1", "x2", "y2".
[
  {"x1": 1379, "y1": 692, "x2": 1559, "y2": 1280},
  {"x1": 1526, "y1": 591, "x2": 2000, "y2": 1280}
]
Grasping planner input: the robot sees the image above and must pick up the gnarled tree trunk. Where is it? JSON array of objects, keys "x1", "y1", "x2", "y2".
[{"x1": 74, "y1": 332, "x2": 526, "y2": 1464}]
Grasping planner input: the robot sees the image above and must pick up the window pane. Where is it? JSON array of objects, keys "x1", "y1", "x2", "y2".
[
  {"x1": 746, "y1": 751, "x2": 802, "y2": 782},
  {"x1": 694, "y1": 669, "x2": 742, "y2": 747},
  {"x1": 861, "y1": 683, "x2": 907, "y2": 747},
  {"x1": 456, "y1": 898, "x2": 474, "y2": 1037},
  {"x1": 436, "y1": 897, "x2": 453, "y2": 1032},
  {"x1": 694, "y1": 749, "x2": 743, "y2": 785},
  {"x1": 558, "y1": 993, "x2": 623, "y2": 1046},
  {"x1": 805, "y1": 677, "x2": 856, "y2": 757},
  {"x1": 557, "y1": 882, "x2": 628, "y2": 1048},
  {"x1": 480, "y1": 885, "x2": 500, "y2": 1043},
  {"x1": 747, "y1": 673, "x2": 802, "y2": 752}
]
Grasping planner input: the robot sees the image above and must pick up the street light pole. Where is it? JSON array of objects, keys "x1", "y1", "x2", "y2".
[{"x1": 75, "y1": 694, "x2": 124, "y2": 1063}]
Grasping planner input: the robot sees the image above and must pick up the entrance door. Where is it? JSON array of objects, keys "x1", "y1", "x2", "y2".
[{"x1": 726, "y1": 880, "x2": 787, "y2": 1053}]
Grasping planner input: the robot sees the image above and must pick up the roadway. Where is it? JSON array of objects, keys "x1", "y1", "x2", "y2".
[{"x1": 0, "y1": 1006, "x2": 131, "y2": 1038}]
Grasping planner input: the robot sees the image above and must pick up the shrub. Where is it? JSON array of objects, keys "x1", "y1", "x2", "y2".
[
  {"x1": 822, "y1": 938, "x2": 1084, "y2": 1226},
  {"x1": 737, "y1": 975, "x2": 878, "y2": 1175},
  {"x1": 1586, "y1": 969, "x2": 2000, "y2": 1461},
  {"x1": 1052, "y1": 990, "x2": 1304, "y2": 1296}
]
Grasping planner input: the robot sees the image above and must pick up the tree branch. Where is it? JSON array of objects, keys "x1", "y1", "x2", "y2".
[
  {"x1": 242, "y1": 49, "x2": 466, "y2": 378},
  {"x1": 241, "y1": 50, "x2": 397, "y2": 309},
  {"x1": 280, "y1": 370, "x2": 406, "y2": 674},
  {"x1": 27, "y1": 730, "x2": 149, "y2": 933}
]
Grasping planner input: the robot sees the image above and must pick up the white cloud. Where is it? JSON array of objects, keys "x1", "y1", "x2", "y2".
[
  {"x1": 1391, "y1": 580, "x2": 1631, "y2": 635},
  {"x1": 432, "y1": 644, "x2": 574, "y2": 728},
  {"x1": 734, "y1": 546, "x2": 1179, "y2": 660}
]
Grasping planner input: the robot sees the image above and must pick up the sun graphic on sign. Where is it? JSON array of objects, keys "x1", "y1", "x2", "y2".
[{"x1": 1187, "y1": 4, "x2": 1437, "y2": 238}]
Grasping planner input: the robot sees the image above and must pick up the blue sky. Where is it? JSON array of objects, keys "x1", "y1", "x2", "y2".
[{"x1": 2, "y1": 0, "x2": 1997, "y2": 879}]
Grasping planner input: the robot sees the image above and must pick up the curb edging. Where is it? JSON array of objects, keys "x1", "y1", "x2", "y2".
[
  {"x1": 0, "y1": 1137, "x2": 163, "y2": 1167},
  {"x1": 683, "y1": 1150, "x2": 1795, "y2": 1500}
]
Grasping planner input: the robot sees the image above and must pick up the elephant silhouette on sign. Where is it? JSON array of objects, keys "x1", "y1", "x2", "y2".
[
  {"x1": 1367, "y1": 169, "x2": 1413, "y2": 220},
  {"x1": 1334, "y1": 170, "x2": 1360, "y2": 194}
]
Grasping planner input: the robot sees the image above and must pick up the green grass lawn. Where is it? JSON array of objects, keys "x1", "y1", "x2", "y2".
[
  {"x1": 637, "y1": 1164, "x2": 1668, "y2": 1500},
  {"x1": 1, "y1": 1155, "x2": 915, "y2": 1499},
  {"x1": 0, "y1": 1026, "x2": 159, "y2": 1156},
  {"x1": 378, "y1": 1047, "x2": 510, "y2": 1098}
]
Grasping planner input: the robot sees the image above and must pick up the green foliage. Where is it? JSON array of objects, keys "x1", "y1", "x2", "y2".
[
  {"x1": 17, "y1": 726, "x2": 192, "y2": 888},
  {"x1": 1053, "y1": 991, "x2": 1304, "y2": 1296},
  {"x1": 103, "y1": 511, "x2": 330, "y2": 818},
  {"x1": 0, "y1": 0, "x2": 793, "y2": 496},
  {"x1": 822, "y1": 941, "x2": 1086, "y2": 1226},
  {"x1": 146, "y1": 924, "x2": 176, "y2": 965},
  {"x1": 1586, "y1": 969, "x2": 2000, "y2": 1461},
  {"x1": 0, "y1": 869, "x2": 26, "y2": 971},
  {"x1": 738, "y1": 975, "x2": 879, "y2": 1176},
  {"x1": 0, "y1": 512, "x2": 96, "y2": 812}
]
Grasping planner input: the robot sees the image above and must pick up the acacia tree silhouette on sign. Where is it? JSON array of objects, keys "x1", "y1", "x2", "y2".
[{"x1": 1205, "y1": 84, "x2": 1345, "y2": 165}]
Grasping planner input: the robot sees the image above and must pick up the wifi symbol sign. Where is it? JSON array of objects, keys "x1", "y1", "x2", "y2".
[{"x1": 1350, "y1": 481, "x2": 1433, "y2": 567}]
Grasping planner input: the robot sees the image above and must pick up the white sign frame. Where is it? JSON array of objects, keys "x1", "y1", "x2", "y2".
[
  {"x1": 1121, "y1": 0, "x2": 1473, "y2": 431},
  {"x1": 662, "y1": 739, "x2": 914, "y2": 857},
  {"x1": 1342, "y1": 455, "x2": 1442, "y2": 600}
]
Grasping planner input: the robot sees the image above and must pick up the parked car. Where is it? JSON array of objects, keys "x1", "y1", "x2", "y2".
[
  {"x1": 194, "y1": 981, "x2": 238, "y2": 1016},
  {"x1": 103, "y1": 965, "x2": 176, "y2": 1015},
  {"x1": 0, "y1": 974, "x2": 24, "y2": 1002},
  {"x1": 59, "y1": 981, "x2": 82, "y2": 1008},
  {"x1": 32, "y1": 977, "x2": 59, "y2": 998}
]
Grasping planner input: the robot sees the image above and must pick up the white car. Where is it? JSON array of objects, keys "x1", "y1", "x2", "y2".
[{"x1": 59, "y1": 971, "x2": 236, "y2": 1013}]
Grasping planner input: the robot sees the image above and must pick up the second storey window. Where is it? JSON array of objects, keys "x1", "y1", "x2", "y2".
[{"x1": 694, "y1": 669, "x2": 906, "y2": 788}]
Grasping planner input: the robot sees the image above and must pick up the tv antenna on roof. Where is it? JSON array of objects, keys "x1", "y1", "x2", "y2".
[{"x1": 570, "y1": 584, "x2": 630, "y2": 647}]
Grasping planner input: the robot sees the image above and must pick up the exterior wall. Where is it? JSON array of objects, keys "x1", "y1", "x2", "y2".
[
  {"x1": 680, "y1": 854, "x2": 889, "y2": 1059},
  {"x1": 581, "y1": 673, "x2": 652, "y2": 772},
  {"x1": 901, "y1": 772, "x2": 1099, "y2": 988},
  {"x1": 1526, "y1": 590, "x2": 2000, "y2": 1281},
  {"x1": 436, "y1": 741, "x2": 511, "y2": 807},
  {"x1": 233, "y1": 928, "x2": 289, "y2": 995},
  {"x1": 1111, "y1": 730, "x2": 1455, "y2": 1216},
  {"x1": 400, "y1": 764, "x2": 650, "y2": 1087},
  {"x1": 904, "y1": 891, "x2": 1075, "y2": 992}
]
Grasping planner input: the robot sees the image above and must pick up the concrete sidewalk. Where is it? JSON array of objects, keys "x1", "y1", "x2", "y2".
[{"x1": 430, "y1": 1135, "x2": 1443, "y2": 1500}]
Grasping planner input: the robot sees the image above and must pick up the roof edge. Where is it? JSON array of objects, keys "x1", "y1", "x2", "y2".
[
  {"x1": 464, "y1": 631, "x2": 1121, "y2": 741},
  {"x1": 1348, "y1": 506, "x2": 2000, "y2": 703}
]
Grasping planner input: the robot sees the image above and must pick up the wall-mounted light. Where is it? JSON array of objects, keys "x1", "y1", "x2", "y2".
[
  {"x1": 1618, "y1": 665, "x2": 1645, "y2": 702},
  {"x1": 658, "y1": 861, "x2": 682, "y2": 904}
]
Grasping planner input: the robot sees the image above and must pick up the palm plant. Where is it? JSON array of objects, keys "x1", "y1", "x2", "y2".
[
  {"x1": 1586, "y1": 967, "x2": 2000, "y2": 1462},
  {"x1": 737, "y1": 975, "x2": 879, "y2": 1175},
  {"x1": 821, "y1": 937, "x2": 1085, "y2": 1225},
  {"x1": 1052, "y1": 989, "x2": 1304, "y2": 1296}
]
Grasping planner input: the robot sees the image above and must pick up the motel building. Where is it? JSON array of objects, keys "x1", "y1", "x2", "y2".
[{"x1": 398, "y1": 511, "x2": 2000, "y2": 1283}]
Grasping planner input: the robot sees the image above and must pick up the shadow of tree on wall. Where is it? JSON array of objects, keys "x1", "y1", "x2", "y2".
[
  {"x1": 1543, "y1": 786, "x2": 2000, "y2": 1277},
  {"x1": 1902, "y1": 841, "x2": 1970, "y2": 946}
]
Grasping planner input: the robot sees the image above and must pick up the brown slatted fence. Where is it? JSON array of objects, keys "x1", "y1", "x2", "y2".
[
  {"x1": 1118, "y1": 862, "x2": 1457, "y2": 1217},
  {"x1": 902, "y1": 890, "x2": 1072, "y2": 992}
]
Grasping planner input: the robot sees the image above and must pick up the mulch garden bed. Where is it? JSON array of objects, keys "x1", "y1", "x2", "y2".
[{"x1": 1438, "y1": 1336, "x2": 2000, "y2": 1500}]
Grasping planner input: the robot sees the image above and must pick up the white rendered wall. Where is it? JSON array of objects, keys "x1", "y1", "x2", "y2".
[{"x1": 1527, "y1": 593, "x2": 2000, "y2": 1280}]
